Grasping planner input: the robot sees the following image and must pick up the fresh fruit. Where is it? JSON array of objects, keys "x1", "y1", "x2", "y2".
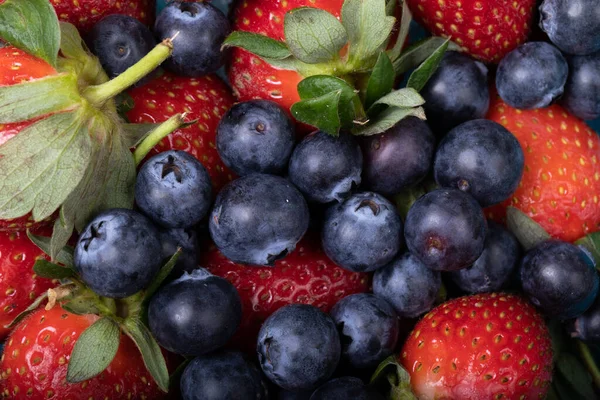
[
  {"x1": 257, "y1": 304, "x2": 341, "y2": 391},
  {"x1": 126, "y1": 71, "x2": 235, "y2": 192},
  {"x1": 434, "y1": 119, "x2": 524, "y2": 207},
  {"x1": 485, "y1": 95, "x2": 600, "y2": 242},
  {"x1": 372, "y1": 253, "x2": 442, "y2": 318},
  {"x1": 148, "y1": 269, "x2": 242, "y2": 356},
  {"x1": 209, "y1": 173, "x2": 309, "y2": 266},
  {"x1": 420, "y1": 51, "x2": 489, "y2": 134},
  {"x1": 217, "y1": 100, "x2": 296, "y2": 176},
  {"x1": 405, "y1": 188, "x2": 487, "y2": 271},
  {"x1": 310, "y1": 377, "x2": 383, "y2": 400},
  {"x1": 289, "y1": 131, "x2": 362, "y2": 204},
  {"x1": 88, "y1": 15, "x2": 156, "y2": 79},
  {"x1": 520, "y1": 240, "x2": 599, "y2": 320},
  {"x1": 496, "y1": 42, "x2": 568, "y2": 110},
  {"x1": 539, "y1": 0, "x2": 600, "y2": 55},
  {"x1": 154, "y1": 1, "x2": 230, "y2": 77},
  {"x1": 361, "y1": 117, "x2": 435, "y2": 195},
  {"x1": 569, "y1": 296, "x2": 600, "y2": 342},
  {"x1": 0, "y1": 305, "x2": 164, "y2": 399},
  {"x1": 201, "y1": 236, "x2": 370, "y2": 352},
  {"x1": 159, "y1": 227, "x2": 199, "y2": 276},
  {"x1": 450, "y1": 221, "x2": 521, "y2": 294},
  {"x1": 322, "y1": 192, "x2": 403, "y2": 272},
  {"x1": 330, "y1": 293, "x2": 399, "y2": 369},
  {"x1": 401, "y1": 293, "x2": 553, "y2": 400},
  {"x1": 74, "y1": 208, "x2": 163, "y2": 298},
  {"x1": 135, "y1": 150, "x2": 213, "y2": 229},
  {"x1": 405, "y1": 0, "x2": 536, "y2": 63},
  {"x1": 180, "y1": 351, "x2": 267, "y2": 400},
  {"x1": 560, "y1": 52, "x2": 600, "y2": 120}
]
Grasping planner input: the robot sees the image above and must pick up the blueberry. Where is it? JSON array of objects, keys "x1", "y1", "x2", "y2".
[
  {"x1": 155, "y1": 1, "x2": 230, "y2": 76},
  {"x1": 217, "y1": 100, "x2": 295, "y2": 176},
  {"x1": 560, "y1": 52, "x2": 600, "y2": 120},
  {"x1": 420, "y1": 51, "x2": 490, "y2": 134},
  {"x1": 433, "y1": 119, "x2": 524, "y2": 207},
  {"x1": 159, "y1": 227, "x2": 199, "y2": 276},
  {"x1": 450, "y1": 221, "x2": 521, "y2": 294},
  {"x1": 496, "y1": 42, "x2": 568, "y2": 109},
  {"x1": 309, "y1": 377, "x2": 383, "y2": 400},
  {"x1": 404, "y1": 188, "x2": 487, "y2": 271},
  {"x1": 209, "y1": 174, "x2": 309, "y2": 266},
  {"x1": 88, "y1": 15, "x2": 156, "y2": 79},
  {"x1": 289, "y1": 131, "x2": 362, "y2": 203},
  {"x1": 373, "y1": 253, "x2": 442, "y2": 318},
  {"x1": 540, "y1": 0, "x2": 600, "y2": 55},
  {"x1": 569, "y1": 296, "x2": 600, "y2": 342},
  {"x1": 361, "y1": 117, "x2": 435, "y2": 195},
  {"x1": 74, "y1": 208, "x2": 163, "y2": 298},
  {"x1": 330, "y1": 294, "x2": 399, "y2": 369},
  {"x1": 322, "y1": 192, "x2": 403, "y2": 272},
  {"x1": 148, "y1": 269, "x2": 242, "y2": 356},
  {"x1": 257, "y1": 304, "x2": 341, "y2": 391},
  {"x1": 180, "y1": 351, "x2": 267, "y2": 400},
  {"x1": 520, "y1": 240, "x2": 599, "y2": 320},
  {"x1": 135, "y1": 150, "x2": 212, "y2": 229},
  {"x1": 278, "y1": 390, "x2": 313, "y2": 400}
]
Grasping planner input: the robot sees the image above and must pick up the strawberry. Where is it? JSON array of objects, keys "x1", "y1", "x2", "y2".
[
  {"x1": 401, "y1": 293, "x2": 553, "y2": 400},
  {"x1": 126, "y1": 71, "x2": 236, "y2": 191},
  {"x1": 405, "y1": 0, "x2": 536, "y2": 63},
  {"x1": 486, "y1": 93, "x2": 600, "y2": 242},
  {"x1": 201, "y1": 235, "x2": 371, "y2": 352}
]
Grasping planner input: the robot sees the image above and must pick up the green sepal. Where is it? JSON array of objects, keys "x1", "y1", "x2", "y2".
[
  {"x1": 61, "y1": 296, "x2": 101, "y2": 316},
  {"x1": 66, "y1": 317, "x2": 121, "y2": 383},
  {"x1": 292, "y1": 90, "x2": 342, "y2": 136},
  {"x1": 0, "y1": 0, "x2": 60, "y2": 67},
  {"x1": 143, "y1": 249, "x2": 183, "y2": 304},
  {"x1": 406, "y1": 38, "x2": 449, "y2": 92},
  {"x1": 33, "y1": 259, "x2": 75, "y2": 279},
  {"x1": 505, "y1": 206, "x2": 550, "y2": 251},
  {"x1": 575, "y1": 232, "x2": 600, "y2": 269},
  {"x1": 368, "y1": 88, "x2": 425, "y2": 112},
  {"x1": 393, "y1": 36, "x2": 457, "y2": 75},
  {"x1": 394, "y1": 179, "x2": 438, "y2": 220},
  {"x1": 365, "y1": 52, "x2": 395, "y2": 110},
  {"x1": 50, "y1": 211, "x2": 76, "y2": 262},
  {"x1": 370, "y1": 355, "x2": 417, "y2": 400},
  {"x1": 122, "y1": 123, "x2": 161, "y2": 148},
  {"x1": 354, "y1": 106, "x2": 425, "y2": 136},
  {"x1": 4, "y1": 290, "x2": 48, "y2": 329},
  {"x1": 386, "y1": 0, "x2": 412, "y2": 62},
  {"x1": 57, "y1": 22, "x2": 107, "y2": 86},
  {"x1": 222, "y1": 31, "x2": 291, "y2": 60},
  {"x1": 27, "y1": 230, "x2": 74, "y2": 267}
]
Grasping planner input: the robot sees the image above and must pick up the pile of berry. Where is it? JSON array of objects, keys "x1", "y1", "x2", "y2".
[{"x1": 0, "y1": 0, "x2": 599, "y2": 399}]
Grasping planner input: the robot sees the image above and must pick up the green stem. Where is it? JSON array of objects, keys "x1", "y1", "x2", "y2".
[
  {"x1": 577, "y1": 340, "x2": 600, "y2": 390},
  {"x1": 82, "y1": 37, "x2": 174, "y2": 107},
  {"x1": 98, "y1": 297, "x2": 118, "y2": 316},
  {"x1": 133, "y1": 114, "x2": 189, "y2": 165}
]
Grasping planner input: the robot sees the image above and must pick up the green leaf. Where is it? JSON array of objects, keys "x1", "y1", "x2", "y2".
[
  {"x1": 0, "y1": 111, "x2": 93, "y2": 222},
  {"x1": 369, "y1": 87, "x2": 425, "y2": 111},
  {"x1": 0, "y1": 0, "x2": 60, "y2": 66},
  {"x1": 292, "y1": 90, "x2": 342, "y2": 136},
  {"x1": 27, "y1": 231, "x2": 74, "y2": 267},
  {"x1": 0, "y1": 73, "x2": 81, "y2": 124},
  {"x1": 342, "y1": 0, "x2": 396, "y2": 63},
  {"x1": 33, "y1": 259, "x2": 75, "y2": 279},
  {"x1": 50, "y1": 211, "x2": 75, "y2": 262},
  {"x1": 222, "y1": 31, "x2": 291, "y2": 60},
  {"x1": 506, "y1": 206, "x2": 551, "y2": 251},
  {"x1": 122, "y1": 318, "x2": 170, "y2": 392},
  {"x1": 406, "y1": 38, "x2": 449, "y2": 91},
  {"x1": 556, "y1": 352, "x2": 597, "y2": 400},
  {"x1": 370, "y1": 355, "x2": 417, "y2": 400},
  {"x1": 393, "y1": 36, "x2": 457, "y2": 75},
  {"x1": 4, "y1": 291, "x2": 47, "y2": 329},
  {"x1": 365, "y1": 52, "x2": 395, "y2": 109},
  {"x1": 284, "y1": 7, "x2": 348, "y2": 64},
  {"x1": 387, "y1": 0, "x2": 411, "y2": 62},
  {"x1": 67, "y1": 318, "x2": 121, "y2": 383},
  {"x1": 575, "y1": 232, "x2": 600, "y2": 269},
  {"x1": 143, "y1": 249, "x2": 182, "y2": 304},
  {"x1": 354, "y1": 106, "x2": 426, "y2": 136}
]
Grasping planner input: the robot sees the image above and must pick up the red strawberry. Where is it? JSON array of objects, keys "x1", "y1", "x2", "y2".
[
  {"x1": 201, "y1": 235, "x2": 371, "y2": 352},
  {"x1": 405, "y1": 0, "x2": 536, "y2": 63},
  {"x1": 401, "y1": 293, "x2": 553, "y2": 400},
  {"x1": 486, "y1": 94, "x2": 600, "y2": 242},
  {"x1": 126, "y1": 72, "x2": 235, "y2": 191}
]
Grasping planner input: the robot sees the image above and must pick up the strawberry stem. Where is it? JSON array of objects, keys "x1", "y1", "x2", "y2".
[
  {"x1": 577, "y1": 340, "x2": 600, "y2": 390},
  {"x1": 133, "y1": 113, "x2": 190, "y2": 165}
]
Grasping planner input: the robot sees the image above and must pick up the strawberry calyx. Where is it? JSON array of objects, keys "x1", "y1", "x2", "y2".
[{"x1": 370, "y1": 355, "x2": 418, "y2": 399}]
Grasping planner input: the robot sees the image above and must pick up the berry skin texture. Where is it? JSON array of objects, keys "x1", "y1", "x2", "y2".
[
  {"x1": 257, "y1": 304, "x2": 341, "y2": 392},
  {"x1": 405, "y1": 188, "x2": 487, "y2": 272},
  {"x1": 149, "y1": 269, "x2": 242, "y2": 356},
  {"x1": 560, "y1": 52, "x2": 600, "y2": 120},
  {"x1": 0, "y1": 306, "x2": 163, "y2": 400},
  {"x1": 330, "y1": 294, "x2": 399, "y2": 370},
  {"x1": 539, "y1": 0, "x2": 600, "y2": 55},
  {"x1": 126, "y1": 72, "x2": 235, "y2": 192},
  {"x1": 154, "y1": 2, "x2": 230, "y2": 77},
  {"x1": 401, "y1": 293, "x2": 553, "y2": 400},
  {"x1": 520, "y1": 240, "x2": 599, "y2": 320},
  {"x1": 322, "y1": 192, "x2": 403, "y2": 273},
  {"x1": 217, "y1": 100, "x2": 296, "y2": 176},
  {"x1": 569, "y1": 296, "x2": 600, "y2": 342},
  {"x1": 361, "y1": 117, "x2": 435, "y2": 195},
  {"x1": 180, "y1": 351, "x2": 267, "y2": 400},
  {"x1": 209, "y1": 174, "x2": 309, "y2": 266},
  {"x1": 405, "y1": 0, "x2": 536, "y2": 63},
  {"x1": 420, "y1": 51, "x2": 489, "y2": 134},
  {"x1": 373, "y1": 253, "x2": 442, "y2": 318},
  {"x1": 309, "y1": 377, "x2": 383, "y2": 400},
  {"x1": 485, "y1": 95, "x2": 600, "y2": 242},
  {"x1": 74, "y1": 208, "x2": 163, "y2": 299},
  {"x1": 135, "y1": 150, "x2": 213, "y2": 229},
  {"x1": 434, "y1": 119, "x2": 525, "y2": 207},
  {"x1": 496, "y1": 42, "x2": 568, "y2": 110}
]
